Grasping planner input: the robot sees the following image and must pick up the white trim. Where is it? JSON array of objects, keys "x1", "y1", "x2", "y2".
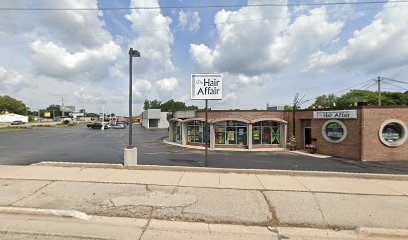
[
  {"x1": 378, "y1": 119, "x2": 408, "y2": 147},
  {"x1": 321, "y1": 120, "x2": 348, "y2": 143}
]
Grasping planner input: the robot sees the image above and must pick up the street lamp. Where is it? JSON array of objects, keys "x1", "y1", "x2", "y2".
[
  {"x1": 124, "y1": 48, "x2": 140, "y2": 166},
  {"x1": 128, "y1": 48, "x2": 140, "y2": 148}
]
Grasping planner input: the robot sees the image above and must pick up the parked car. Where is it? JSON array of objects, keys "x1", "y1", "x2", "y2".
[
  {"x1": 10, "y1": 120, "x2": 25, "y2": 125},
  {"x1": 103, "y1": 123, "x2": 112, "y2": 129},
  {"x1": 112, "y1": 123, "x2": 126, "y2": 129},
  {"x1": 87, "y1": 123, "x2": 102, "y2": 129}
]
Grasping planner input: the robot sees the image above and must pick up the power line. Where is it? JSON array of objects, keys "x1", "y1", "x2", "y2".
[
  {"x1": 301, "y1": 79, "x2": 373, "y2": 104},
  {"x1": 382, "y1": 81, "x2": 408, "y2": 91},
  {"x1": 381, "y1": 77, "x2": 408, "y2": 85},
  {"x1": 0, "y1": 1, "x2": 407, "y2": 11},
  {"x1": 1, "y1": 3, "x2": 407, "y2": 46}
]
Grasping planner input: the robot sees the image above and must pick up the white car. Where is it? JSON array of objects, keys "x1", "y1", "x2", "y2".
[
  {"x1": 112, "y1": 123, "x2": 126, "y2": 129},
  {"x1": 102, "y1": 123, "x2": 111, "y2": 129}
]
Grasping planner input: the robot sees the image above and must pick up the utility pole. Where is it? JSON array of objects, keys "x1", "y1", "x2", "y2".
[{"x1": 377, "y1": 76, "x2": 382, "y2": 106}]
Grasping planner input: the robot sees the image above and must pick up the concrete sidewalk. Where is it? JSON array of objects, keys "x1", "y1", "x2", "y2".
[{"x1": 0, "y1": 164, "x2": 407, "y2": 239}]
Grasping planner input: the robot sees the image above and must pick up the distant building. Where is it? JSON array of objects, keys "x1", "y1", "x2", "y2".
[
  {"x1": 0, "y1": 113, "x2": 28, "y2": 123},
  {"x1": 141, "y1": 109, "x2": 169, "y2": 129}
]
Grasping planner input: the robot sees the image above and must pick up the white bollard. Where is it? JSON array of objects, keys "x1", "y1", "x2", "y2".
[{"x1": 124, "y1": 147, "x2": 138, "y2": 166}]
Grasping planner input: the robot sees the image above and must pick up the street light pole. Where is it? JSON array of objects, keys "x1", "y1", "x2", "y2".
[
  {"x1": 127, "y1": 48, "x2": 140, "y2": 148},
  {"x1": 124, "y1": 48, "x2": 140, "y2": 167}
]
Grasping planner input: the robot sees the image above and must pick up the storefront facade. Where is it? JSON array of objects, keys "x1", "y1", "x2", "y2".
[
  {"x1": 168, "y1": 106, "x2": 408, "y2": 161},
  {"x1": 169, "y1": 111, "x2": 288, "y2": 150}
]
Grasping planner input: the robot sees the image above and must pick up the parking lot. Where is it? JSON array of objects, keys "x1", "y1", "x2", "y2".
[{"x1": 0, "y1": 124, "x2": 408, "y2": 174}]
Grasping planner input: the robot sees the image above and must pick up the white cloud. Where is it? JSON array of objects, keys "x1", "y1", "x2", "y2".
[
  {"x1": 36, "y1": 0, "x2": 111, "y2": 48},
  {"x1": 307, "y1": 3, "x2": 408, "y2": 73},
  {"x1": 0, "y1": 1, "x2": 34, "y2": 40},
  {"x1": 132, "y1": 79, "x2": 153, "y2": 103},
  {"x1": 31, "y1": 40, "x2": 121, "y2": 82},
  {"x1": 190, "y1": 1, "x2": 343, "y2": 76},
  {"x1": 156, "y1": 78, "x2": 180, "y2": 92},
  {"x1": 73, "y1": 87, "x2": 124, "y2": 105},
  {"x1": 229, "y1": 75, "x2": 271, "y2": 91},
  {"x1": 189, "y1": 44, "x2": 215, "y2": 73},
  {"x1": 0, "y1": 66, "x2": 34, "y2": 92},
  {"x1": 178, "y1": 10, "x2": 201, "y2": 32},
  {"x1": 125, "y1": 0, "x2": 175, "y2": 73}
]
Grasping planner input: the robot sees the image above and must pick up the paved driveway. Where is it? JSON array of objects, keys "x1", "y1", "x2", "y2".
[{"x1": 0, "y1": 125, "x2": 407, "y2": 174}]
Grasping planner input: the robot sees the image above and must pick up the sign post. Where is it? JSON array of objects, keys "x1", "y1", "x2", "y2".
[{"x1": 191, "y1": 74, "x2": 223, "y2": 167}]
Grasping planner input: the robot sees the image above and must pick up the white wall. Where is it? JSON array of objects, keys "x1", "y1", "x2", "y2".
[
  {"x1": 0, "y1": 113, "x2": 29, "y2": 123},
  {"x1": 140, "y1": 110, "x2": 169, "y2": 129},
  {"x1": 158, "y1": 112, "x2": 169, "y2": 128}
]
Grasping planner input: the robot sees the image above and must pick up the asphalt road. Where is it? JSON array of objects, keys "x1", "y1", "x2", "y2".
[{"x1": 0, "y1": 125, "x2": 408, "y2": 174}]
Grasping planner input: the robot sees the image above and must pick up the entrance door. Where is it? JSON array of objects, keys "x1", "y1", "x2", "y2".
[{"x1": 304, "y1": 127, "x2": 311, "y2": 148}]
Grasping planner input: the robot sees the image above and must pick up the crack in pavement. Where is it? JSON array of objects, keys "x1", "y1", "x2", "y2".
[
  {"x1": 8, "y1": 181, "x2": 54, "y2": 206},
  {"x1": 292, "y1": 177, "x2": 330, "y2": 238},
  {"x1": 138, "y1": 207, "x2": 154, "y2": 240},
  {"x1": 171, "y1": 171, "x2": 185, "y2": 194}
]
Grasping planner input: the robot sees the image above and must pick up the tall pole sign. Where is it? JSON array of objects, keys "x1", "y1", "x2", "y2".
[{"x1": 191, "y1": 74, "x2": 223, "y2": 167}]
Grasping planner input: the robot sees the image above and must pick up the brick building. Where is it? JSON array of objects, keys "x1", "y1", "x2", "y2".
[{"x1": 168, "y1": 106, "x2": 408, "y2": 161}]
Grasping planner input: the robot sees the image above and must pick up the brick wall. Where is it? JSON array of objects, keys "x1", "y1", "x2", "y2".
[
  {"x1": 361, "y1": 107, "x2": 408, "y2": 161},
  {"x1": 193, "y1": 108, "x2": 408, "y2": 161},
  {"x1": 196, "y1": 110, "x2": 285, "y2": 122}
]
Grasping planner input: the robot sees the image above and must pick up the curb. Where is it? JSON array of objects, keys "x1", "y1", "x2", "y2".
[
  {"x1": 357, "y1": 227, "x2": 408, "y2": 239},
  {"x1": 0, "y1": 206, "x2": 90, "y2": 220},
  {"x1": 33, "y1": 161, "x2": 408, "y2": 181},
  {"x1": 163, "y1": 138, "x2": 286, "y2": 152},
  {"x1": 32, "y1": 161, "x2": 124, "y2": 169}
]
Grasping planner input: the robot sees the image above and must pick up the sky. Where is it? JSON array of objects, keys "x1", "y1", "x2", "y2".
[{"x1": 0, "y1": 0, "x2": 408, "y2": 115}]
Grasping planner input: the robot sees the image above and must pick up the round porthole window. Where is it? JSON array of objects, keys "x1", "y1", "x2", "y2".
[
  {"x1": 379, "y1": 119, "x2": 407, "y2": 147},
  {"x1": 321, "y1": 120, "x2": 347, "y2": 143}
]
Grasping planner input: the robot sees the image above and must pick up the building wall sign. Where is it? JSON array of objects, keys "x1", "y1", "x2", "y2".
[
  {"x1": 313, "y1": 110, "x2": 357, "y2": 119},
  {"x1": 191, "y1": 74, "x2": 223, "y2": 100},
  {"x1": 321, "y1": 120, "x2": 348, "y2": 143}
]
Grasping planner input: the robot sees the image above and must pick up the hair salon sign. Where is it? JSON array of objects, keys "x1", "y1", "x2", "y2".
[
  {"x1": 313, "y1": 110, "x2": 357, "y2": 119},
  {"x1": 191, "y1": 74, "x2": 223, "y2": 100}
]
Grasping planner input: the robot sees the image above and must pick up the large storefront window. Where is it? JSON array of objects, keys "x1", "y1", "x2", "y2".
[
  {"x1": 215, "y1": 121, "x2": 247, "y2": 145},
  {"x1": 253, "y1": 121, "x2": 280, "y2": 144},
  {"x1": 187, "y1": 121, "x2": 204, "y2": 143}
]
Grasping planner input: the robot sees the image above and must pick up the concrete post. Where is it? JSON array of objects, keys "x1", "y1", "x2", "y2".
[
  {"x1": 210, "y1": 123, "x2": 215, "y2": 150},
  {"x1": 248, "y1": 123, "x2": 253, "y2": 150},
  {"x1": 124, "y1": 147, "x2": 137, "y2": 166},
  {"x1": 169, "y1": 122, "x2": 174, "y2": 142},
  {"x1": 281, "y1": 123, "x2": 287, "y2": 149},
  {"x1": 181, "y1": 122, "x2": 187, "y2": 146}
]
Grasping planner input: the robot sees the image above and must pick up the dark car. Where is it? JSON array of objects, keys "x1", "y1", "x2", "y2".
[
  {"x1": 10, "y1": 120, "x2": 25, "y2": 125},
  {"x1": 87, "y1": 123, "x2": 103, "y2": 129}
]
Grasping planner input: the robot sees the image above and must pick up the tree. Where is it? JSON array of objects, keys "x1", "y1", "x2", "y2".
[
  {"x1": 308, "y1": 90, "x2": 408, "y2": 108},
  {"x1": 0, "y1": 95, "x2": 27, "y2": 115},
  {"x1": 143, "y1": 99, "x2": 150, "y2": 110},
  {"x1": 45, "y1": 104, "x2": 62, "y2": 118},
  {"x1": 150, "y1": 99, "x2": 162, "y2": 109},
  {"x1": 143, "y1": 99, "x2": 198, "y2": 112},
  {"x1": 283, "y1": 105, "x2": 293, "y2": 110},
  {"x1": 310, "y1": 94, "x2": 337, "y2": 108}
]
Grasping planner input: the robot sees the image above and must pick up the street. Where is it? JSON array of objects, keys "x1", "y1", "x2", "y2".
[{"x1": 0, "y1": 124, "x2": 408, "y2": 174}]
